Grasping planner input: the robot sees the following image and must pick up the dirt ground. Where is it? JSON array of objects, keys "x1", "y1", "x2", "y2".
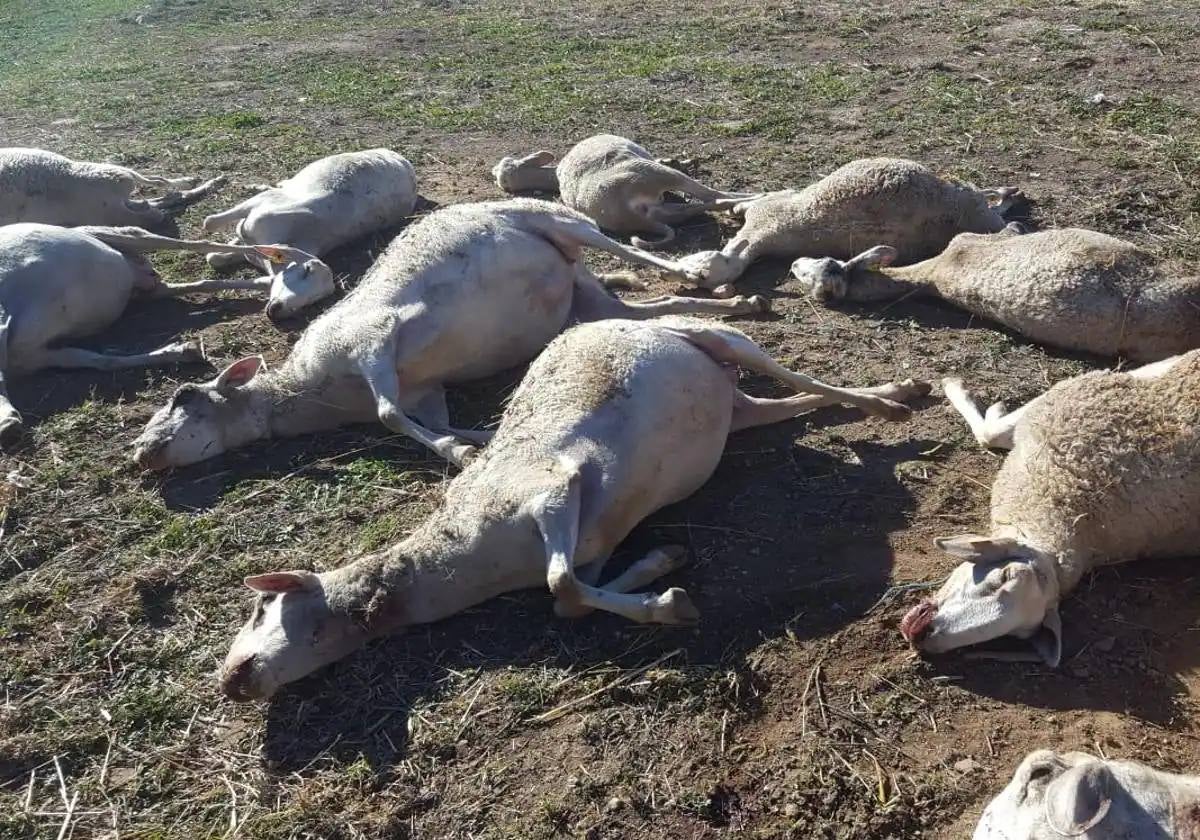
[{"x1": 2, "y1": 1, "x2": 1200, "y2": 838}]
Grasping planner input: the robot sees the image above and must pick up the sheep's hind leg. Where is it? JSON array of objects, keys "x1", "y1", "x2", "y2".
[
  {"x1": 35, "y1": 342, "x2": 204, "y2": 371},
  {"x1": 731, "y1": 379, "x2": 931, "y2": 432},
  {"x1": 408, "y1": 386, "x2": 494, "y2": 447},
  {"x1": 942, "y1": 377, "x2": 1031, "y2": 450},
  {"x1": 667, "y1": 325, "x2": 913, "y2": 421},
  {"x1": 554, "y1": 546, "x2": 689, "y2": 619},
  {"x1": 141, "y1": 175, "x2": 227, "y2": 212},
  {"x1": 0, "y1": 315, "x2": 22, "y2": 445},
  {"x1": 570, "y1": 268, "x2": 768, "y2": 321},
  {"x1": 530, "y1": 463, "x2": 698, "y2": 624}
]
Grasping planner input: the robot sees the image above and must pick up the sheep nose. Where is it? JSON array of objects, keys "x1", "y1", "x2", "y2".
[
  {"x1": 265, "y1": 301, "x2": 284, "y2": 321},
  {"x1": 219, "y1": 654, "x2": 258, "y2": 702},
  {"x1": 131, "y1": 441, "x2": 168, "y2": 471},
  {"x1": 899, "y1": 600, "x2": 937, "y2": 645}
]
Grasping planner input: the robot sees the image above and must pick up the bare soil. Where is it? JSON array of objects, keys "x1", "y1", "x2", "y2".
[{"x1": 2, "y1": 1, "x2": 1199, "y2": 838}]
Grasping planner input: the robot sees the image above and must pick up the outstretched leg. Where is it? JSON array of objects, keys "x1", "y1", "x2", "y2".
[
  {"x1": 731, "y1": 379, "x2": 931, "y2": 432},
  {"x1": 570, "y1": 268, "x2": 768, "y2": 321},
  {"x1": 630, "y1": 219, "x2": 676, "y2": 250},
  {"x1": 202, "y1": 192, "x2": 269, "y2": 234},
  {"x1": 35, "y1": 342, "x2": 204, "y2": 371},
  {"x1": 150, "y1": 276, "x2": 271, "y2": 297},
  {"x1": 666, "y1": 324, "x2": 913, "y2": 420},
  {"x1": 980, "y1": 186, "x2": 1024, "y2": 217},
  {"x1": 526, "y1": 212, "x2": 693, "y2": 281},
  {"x1": 407, "y1": 385, "x2": 495, "y2": 447},
  {"x1": 359, "y1": 353, "x2": 476, "y2": 467},
  {"x1": 139, "y1": 175, "x2": 227, "y2": 212},
  {"x1": 554, "y1": 546, "x2": 690, "y2": 619},
  {"x1": 120, "y1": 166, "x2": 200, "y2": 191},
  {"x1": 0, "y1": 315, "x2": 22, "y2": 445},
  {"x1": 942, "y1": 377, "x2": 1031, "y2": 450},
  {"x1": 528, "y1": 461, "x2": 699, "y2": 624}
]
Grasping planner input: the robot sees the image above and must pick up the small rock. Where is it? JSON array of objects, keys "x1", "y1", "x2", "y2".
[
  {"x1": 1094, "y1": 636, "x2": 1116, "y2": 653},
  {"x1": 50, "y1": 118, "x2": 78, "y2": 127},
  {"x1": 606, "y1": 796, "x2": 626, "y2": 813},
  {"x1": 954, "y1": 758, "x2": 982, "y2": 774},
  {"x1": 1088, "y1": 92, "x2": 1108, "y2": 105},
  {"x1": 784, "y1": 803, "x2": 801, "y2": 819}
]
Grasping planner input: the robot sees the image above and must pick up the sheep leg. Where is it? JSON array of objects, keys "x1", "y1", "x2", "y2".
[
  {"x1": 532, "y1": 215, "x2": 690, "y2": 280},
  {"x1": 942, "y1": 377, "x2": 1030, "y2": 450},
  {"x1": 139, "y1": 175, "x2": 227, "y2": 212},
  {"x1": 207, "y1": 239, "x2": 251, "y2": 270},
  {"x1": 35, "y1": 342, "x2": 204, "y2": 371},
  {"x1": 360, "y1": 355, "x2": 476, "y2": 467},
  {"x1": 730, "y1": 379, "x2": 931, "y2": 431},
  {"x1": 408, "y1": 386, "x2": 495, "y2": 446},
  {"x1": 203, "y1": 191, "x2": 269, "y2": 234},
  {"x1": 122, "y1": 167, "x2": 199, "y2": 190},
  {"x1": 659, "y1": 169, "x2": 758, "y2": 203},
  {"x1": 1127, "y1": 355, "x2": 1184, "y2": 380},
  {"x1": 0, "y1": 315, "x2": 22, "y2": 445},
  {"x1": 980, "y1": 186, "x2": 1024, "y2": 217},
  {"x1": 529, "y1": 463, "x2": 699, "y2": 624},
  {"x1": 80, "y1": 226, "x2": 265, "y2": 262},
  {"x1": 554, "y1": 546, "x2": 689, "y2": 619},
  {"x1": 630, "y1": 219, "x2": 677, "y2": 250},
  {"x1": 666, "y1": 326, "x2": 913, "y2": 421},
  {"x1": 150, "y1": 276, "x2": 272, "y2": 297},
  {"x1": 570, "y1": 269, "x2": 768, "y2": 321}
]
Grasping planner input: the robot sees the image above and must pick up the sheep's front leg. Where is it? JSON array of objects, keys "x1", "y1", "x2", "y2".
[
  {"x1": 730, "y1": 379, "x2": 931, "y2": 431},
  {"x1": 0, "y1": 315, "x2": 22, "y2": 445},
  {"x1": 667, "y1": 325, "x2": 913, "y2": 421},
  {"x1": 35, "y1": 342, "x2": 204, "y2": 370},
  {"x1": 528, "y1": 462, "x2": 699, "y2": 624},
  {"x1": 360, "y1": 355, "x2": 477, "y2": 467},
  {"x1": 570, "y1": 268, "x2": 768, "y2": 322},
  {"x1": 942, "y1": 377, "x2": 1031, "y2": 450}
]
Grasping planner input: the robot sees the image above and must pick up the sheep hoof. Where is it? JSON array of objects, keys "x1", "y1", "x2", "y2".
[
  {"x1": 876, "y1": 399, "x2": 914, "y2": 422},
  {"x1": 897, "y1": 378, "x2": 933, "y2": 399},
  {"x1": 746, "y1": 294, "x2": 771, "y2": 313},
  {"x1": 712, "y1": 283, "x2": 737, "y2": 299},
  {"x1": 655, "y1": 587, "x2": 699, "y2": 624}
]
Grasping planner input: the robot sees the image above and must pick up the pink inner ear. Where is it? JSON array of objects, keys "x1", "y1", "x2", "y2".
[
  {"x1": 218, "y1": 356, "x2": 262, "y2": 388},
  {"x1": 244, "y1": 572, "x2": 311, "y2": 594}
]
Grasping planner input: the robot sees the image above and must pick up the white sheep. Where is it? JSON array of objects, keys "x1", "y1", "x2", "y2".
[
  {"x1": 215, "y1": 315, "x2": 927, "y2": 700},
  {"x1": 899, "y1": 352, "x2": 1200, "y2": 665},
  {"x1": 201, "y1": 148, "x2": 419, "y2": 319},
  {"x1": 0, "y1": 147, "x2": 224, "y2": 227},
  {"x1": 975, "y1": 749, "x2": 1200, "y2": 838},
  {"x1": 793, "y1": 224, "x2": 1200, "y2": 362},
  {"x1": 130, "y1": 198, "x2": 774, "y2": 471},
  {"x1": 678, "y1": 157, "x2": 1019, "y2": 297},
  {"x1": 0, "y1": 224, "x2": 296, "y2": 442},
  {"x1": 492, "y1": 134, "x2": 756, "y2": 249}
]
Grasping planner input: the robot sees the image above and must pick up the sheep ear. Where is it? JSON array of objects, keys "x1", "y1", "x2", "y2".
[
  {"x1": 846, "y1": 245, "x2": 898, "y2": 271},
  {"x1": 934, "y1": 534, "x2": 1020, "y2": 562},
  {"x1": 214, "y1": 356, "x2": 264, "y2": 391},
  {"x1": 521, "y1": 150, "x2": 556, "y2": 166},
  {"x1": 244, "y1": 570, "x2": 320, "y2": 594},
  {"x1": 1030, "y1": 605, "x2": 1063, "y2": 667},
  {"x1": 1044, "y1": 762, "x2": 1112, "y2": 835},
  {"x1": 254, "y1": 245, "x2": 290, "y2": 265}
]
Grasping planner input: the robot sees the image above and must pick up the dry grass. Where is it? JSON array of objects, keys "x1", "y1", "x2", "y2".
[{"x1": 3, "y1": 1, "x2": 1200, "y2": 838}]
